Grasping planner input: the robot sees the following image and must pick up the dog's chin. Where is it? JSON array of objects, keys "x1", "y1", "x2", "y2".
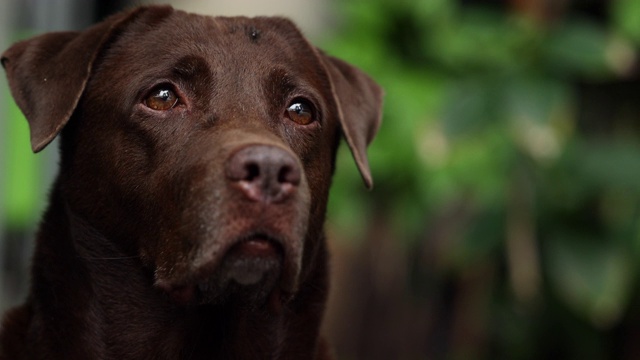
[
  {"x1": 198, "y1": 238, "x2": 285, "y2": 306},
  {"x1": 164, "y1": 238, "x2": 287, "y2": 309}
]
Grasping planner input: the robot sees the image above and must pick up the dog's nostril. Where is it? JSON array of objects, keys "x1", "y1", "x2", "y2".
[
  {"x1": 278, "y1": 166, "x2": 290, "y2": 183},
  {"x1": 245, "y1": 162, "x2": 260, "y2": 182},
  {"x1": 278, "y1": 165, "x2": 300, "y2": 186}
]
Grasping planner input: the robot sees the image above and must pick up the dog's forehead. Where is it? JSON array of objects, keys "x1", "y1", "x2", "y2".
[{"x1": 110, "y1": 11, "x2": 320, "y2": 74}]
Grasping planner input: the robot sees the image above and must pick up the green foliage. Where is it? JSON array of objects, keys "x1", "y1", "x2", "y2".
[
  {"x1": 613, "y1": 0, "x2": 640, "y2": 45},
  {"x1": 4, "y1": 93, "x2": 41, "y2": 228},
  {"x1": 324, "y1": 0, "x2": 640, "y2": 356}
]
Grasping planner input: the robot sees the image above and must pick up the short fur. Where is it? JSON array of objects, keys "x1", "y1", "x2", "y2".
[{"x1": 0, "y1": 5, "x2": 382, "y2": 360}]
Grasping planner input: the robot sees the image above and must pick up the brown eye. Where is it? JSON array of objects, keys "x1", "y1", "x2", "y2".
[
  {"x1": 286, "y1": 101, "x2": 315, "y2": 125},
  {"x1": 144, "y1": 86, "x2": 178, "y2": 111}
]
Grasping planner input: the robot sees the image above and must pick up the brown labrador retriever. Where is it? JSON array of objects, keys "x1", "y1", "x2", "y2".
[{"x1": 0, "y1": 5, "x2": 382, "y2": 360}]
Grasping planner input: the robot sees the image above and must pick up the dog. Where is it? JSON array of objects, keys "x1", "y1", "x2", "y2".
[{"x1": 0, "y1": 5, "x2": 382, "y2": 360}]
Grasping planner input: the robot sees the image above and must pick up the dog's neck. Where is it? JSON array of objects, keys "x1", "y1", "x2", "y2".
[{"x1": 16, "y1": 187, "x2": 328, "y2": 359}]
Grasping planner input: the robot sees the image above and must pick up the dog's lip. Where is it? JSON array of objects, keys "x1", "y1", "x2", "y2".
[
  {"x1": 227, "y1": 235, "x2": 282, "y2": 261},
  {"x1": 156, "y1": 232, "x2": 298, "y2": 305}
]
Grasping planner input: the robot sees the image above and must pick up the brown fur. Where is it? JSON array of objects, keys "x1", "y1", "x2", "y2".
[{"x1": 0, "y1": 5, "x2": 382, "y2": 360}]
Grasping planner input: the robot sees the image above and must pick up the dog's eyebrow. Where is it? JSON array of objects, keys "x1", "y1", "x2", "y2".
[
  {"x1": 171, "y1": 55, "x2": 214, "y2": 111},
  {"x1": 266, "y1": 67, "x2": 296, "y2": 97},
  {"x1": 172, "y1": 55, "x2": 210, "y2": 79}
]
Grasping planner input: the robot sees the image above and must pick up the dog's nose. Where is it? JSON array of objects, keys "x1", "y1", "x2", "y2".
[{"x1": 225, "y1": 145, "x2": 301, "y2": 203}]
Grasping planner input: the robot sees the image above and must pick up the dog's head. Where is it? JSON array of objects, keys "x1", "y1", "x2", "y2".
[{"x1": 2, "y1": 6, "x2": 382, "y2": 307}]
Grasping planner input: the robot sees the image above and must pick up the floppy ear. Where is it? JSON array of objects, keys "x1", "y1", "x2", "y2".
[
  {"x1": 1, "y1": 5, "x2": 174, "y2": 153},
  {"x1": 320, "y1": 54, "x2": 383, "y2": 189}
]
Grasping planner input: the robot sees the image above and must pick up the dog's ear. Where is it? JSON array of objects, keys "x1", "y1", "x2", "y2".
[
  {"x1": 1, "y1": 5, "x2": 174, "y2": 153},
  {"x1": 320, "y1": 54, "x2": 383, "y2": 189}
]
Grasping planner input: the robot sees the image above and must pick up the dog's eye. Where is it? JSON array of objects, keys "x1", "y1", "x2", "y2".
[
  {"x1": 286, "y1": 101, "x2": 315, "y2": 125},
  {"x1": 145, "y1": 86, "x2": 179, "y2": 111}
]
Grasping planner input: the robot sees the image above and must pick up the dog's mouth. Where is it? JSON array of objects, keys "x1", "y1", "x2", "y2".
[
  {"x1": 159, "y1": 235, "x2": 294, "y2": 308},
  {"x1": 217, "y1": 237, "x2": 284, "y2": 286}
]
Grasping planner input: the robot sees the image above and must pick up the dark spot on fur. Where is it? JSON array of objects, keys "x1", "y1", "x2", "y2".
[{"x1": 248, "y1": 27, "x2": 261, "y2": 42}]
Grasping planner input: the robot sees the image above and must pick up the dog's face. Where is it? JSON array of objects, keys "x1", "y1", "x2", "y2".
[
  {"x1": 2, "y1": 6, "x2": 382, "y2": 307},
  {"x1": 65, "y1": 13, "x2": 338, "y2": 305}
]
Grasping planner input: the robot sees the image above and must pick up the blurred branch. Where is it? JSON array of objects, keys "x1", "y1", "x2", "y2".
[{"x1": 505, "y1": 163, "x2": 540, "y2": 303}]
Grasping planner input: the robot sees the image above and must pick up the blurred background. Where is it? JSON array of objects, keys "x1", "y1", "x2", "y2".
[{"x1": 2, "y1": 0, "x2": 640, "y2": 359}]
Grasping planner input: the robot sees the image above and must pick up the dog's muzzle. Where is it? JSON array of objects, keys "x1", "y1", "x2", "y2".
[{"x1": 157, "y1": 144, "x2": 309, "y2": 308}]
